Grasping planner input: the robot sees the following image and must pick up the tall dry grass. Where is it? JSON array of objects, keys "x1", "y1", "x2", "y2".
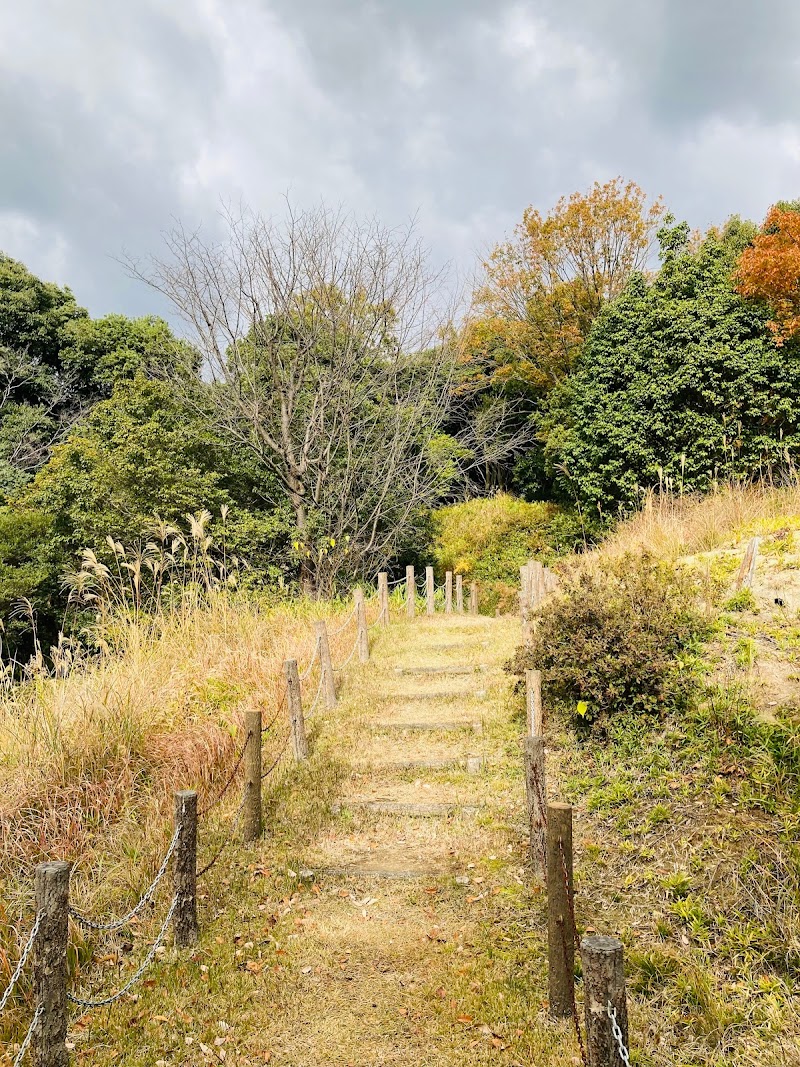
[
  {"x1": 601, "y1": 482, "x2": 800, "y2": 560},
  {"x1": 0, "y1": 517, "x2": 375, "y2": 1032}
]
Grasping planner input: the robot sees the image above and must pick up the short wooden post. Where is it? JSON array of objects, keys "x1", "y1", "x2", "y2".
[
  {"x1": 173, "y1": 790, "x2": 198, "y2": 948},
  {"x1": 355, "y1": 588, "x2": 369, "y2": 663},
  {"x1": 581, "y1": 936, "x2": 628, "y2": 1067},
  {"x1": 547, "y1": 802, "x2": 574, "y2": 1019},
  {"x1": 315, "y1": 620, "x2": 337, "y2": 709},
  {"x1": 531, "y1": 560, "x2": 544, "y2": 609},
  {"x1": 520, "y1": 563, "x2": 531, "y2": 618},
  {"x1": 426, "y1": 566, "x2": 435, "y2": 615},
  {"x1": 445, "y1": 571, "x2": 453, "y2": 613},
  {"x1": 524, "y1": 735, "x2": 547, "y2": 877},
  {"x1": 33, "y1": 861, "x2": 70, "y2": 1067},
  {"x1": 525, "y1": 668, "x2": 543, "y2": 736},
  {"x1": 455, "y1": 574, "x2": 464, "y2": 613},
  {"x1": 243, "y1": 710, "x2": 262, "y2": 842},
  {"x1": 377, "y1": 572, "x2": 389, "y2": 627},
  {"x1": 469, "y1": 582, "x2": 478, "y2": 615},
  {"x1": 735, "y1": 536, "x2": 760, "y2": 590},
  {"x1": 285, "y1": 659, "x2": 308, "y2": 760},
  {"x1": 406, "y1": 565, "x2": 416, "y2": 618}
]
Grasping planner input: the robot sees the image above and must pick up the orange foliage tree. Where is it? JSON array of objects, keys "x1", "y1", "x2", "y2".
[
  {"x1": 736, "y1": 204, "x2": 800, "y2": 344},
  {"x1": 464, "y1": 178, "x2": 665, "y2": 394}
]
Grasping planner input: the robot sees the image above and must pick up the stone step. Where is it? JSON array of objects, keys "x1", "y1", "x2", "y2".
[
  {"x1": 393, "y1": 665, "x2": 490, "y2": 676},
  {"x1": 336, "y1": 800, "x2": 482, "y2": 817},
  {"x1": 378, "y1": 690, "x2": 487, "y2": 702},
  {"x1": 371, "y1": 720, "x2": 483, "y2": 733},
  {"x1": 360, "y1": 756, "x2": 485, "y2": 773},
  {"x1": 314, "y1": 866, "x2": 440, "y2": 881}
]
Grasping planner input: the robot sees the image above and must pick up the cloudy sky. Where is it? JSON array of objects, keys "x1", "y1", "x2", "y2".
[{"x1": 1, "y1": 0, "x2": 799, "y2": 321}]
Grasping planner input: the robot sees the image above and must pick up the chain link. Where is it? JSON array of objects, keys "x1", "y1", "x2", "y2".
[
  {"x1": 196, "y1": 789, "x2": 248, "y2": 879},
  {"x1": 298, "y1": 637, "x2": 320, "y2": 681},
  {"x1": 67, "y1": 894, "x2": 178, "y2": 1008},
  {"x1": 69, "y1": 827, "x2": 180, "y2": 933},
  {"x1": 332, "y1": 632, "x2": 360, "y2": 672},
  {"x1": 261, "y1": 732, "x2": 291, "y2": 780},
  {"x1": 0, "y1": 910, "x2": 42, "y2": 1014},
  {"x1": 607, "y1": 1002, "x2": 632, "y2": 1067},
  {"x1": 305, "y1": 668, "x2": 326, "y2": 718},
  {"x1": 12, "y1": 1004, "x2": 42, "y2": 1066},
  {"x1": 198, "y1": 731, "x2": 251, "y2": 817},
  {"x1": 327, "y1": 605, "x2": 358, "y2": 636}
]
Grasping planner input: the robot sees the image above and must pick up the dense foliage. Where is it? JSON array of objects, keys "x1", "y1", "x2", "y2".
[
  {"x1": 431, "y1": 493, "x2": 583, "y2": 612},
  {"x1": 507, "y1": 554, "x2": 709, "y2": 728}
]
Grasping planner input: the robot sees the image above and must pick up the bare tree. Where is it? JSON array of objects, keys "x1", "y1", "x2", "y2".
[{"x1": 129, "y1": 204, "x2": 466, "y2": 593}]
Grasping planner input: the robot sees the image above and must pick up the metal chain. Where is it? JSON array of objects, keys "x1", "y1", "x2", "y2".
[
  {"x1": 67, "y1": 894, "x2": 178, "y2": 1008},
  {"x1": 198, "y1": 731, "x2": 251, "y2": 817},
  {"x1": 261, "y1": 690, "x2": 287, "y2": 736},
  {"x1": 529, "y1": 762, "x2": 548, "y2": 871},
  {"x1": 607, "y1": 1002, "x2": 632, "y2": 1067},
  {"x1": 332, "y1": 632, "x2": 360, "y2": 672},
  {"x1": 305, "y1": 668, "x2": 326, "y2": 718},
  {"x1": 12, "y1": 1004, "x2": 42, "y2": 1067},
  {"x1": 298, "y1": 637, "x2": 320, "y2": 681},
  {"x1": 261, "y1": 732, "x2": 290, "y2": 780},
  {"x1": 0, "y1": 910, "x2": 42, "y2": 1013},
  {"x1": 328, "y1": 604, "x2": 358, "y2": 636},
  {"x1": 196, "y1": 789, "x2": 248, "y2": 879},
  {"x1": 69, "y1": 827, "x2": 180, "y2": 933}
]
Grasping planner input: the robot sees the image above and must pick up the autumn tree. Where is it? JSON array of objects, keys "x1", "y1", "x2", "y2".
[
  {"x1": 466, "y1": 178, "x2": 666, "y2": 395},
  {"x1": 736, "y1": 203, "x2": 800, "y2": 344},
  {"x1": 132, "y1": 205, "x2": 471, "y2": 594}
]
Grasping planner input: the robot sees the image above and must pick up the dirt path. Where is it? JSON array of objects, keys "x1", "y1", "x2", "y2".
[{"x1": 86, "y1": 613, "x2": 574, "y2": 1066}]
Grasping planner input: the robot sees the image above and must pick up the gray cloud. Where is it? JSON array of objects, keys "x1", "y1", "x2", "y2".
[{"x1": 0, "y1": 0, "x2": 798, "y2": 322}]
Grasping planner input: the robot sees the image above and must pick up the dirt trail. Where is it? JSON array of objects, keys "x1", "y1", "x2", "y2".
[{"x1": 252, "y1": 613, "x2": 529, "y2": 1066}]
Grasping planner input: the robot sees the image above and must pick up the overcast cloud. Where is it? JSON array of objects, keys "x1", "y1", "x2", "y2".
[{"x1": 1, "y1": 0, "x2": 798, "y2": 321}]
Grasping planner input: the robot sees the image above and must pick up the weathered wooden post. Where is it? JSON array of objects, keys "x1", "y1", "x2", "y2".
[
  {"x1": 377, "y1": 572, "x2": 389, "y2": 627},
  {"x1": 520, "y1": 562, "x2": 531, "y2": 618},
  {"x1": 406, "y1": 565, "x2": 416, "y2": 619},
  {"x1": 315, "y1": 620, "x2": 337, "y2": 709},
  {"x1": 531, "y1": 560, "x2": 544, "y2": 609},
  {"x1": 426, "y1": 566, "x2": 435, "y2": 615},
  {"x1": 355, "y1": 588, "x2": 369, "y2": 663},
  {"x1": 33, "y1": 861, "x2": 70, "y2": 1067},
  {"x1": 284, "y1": 659, "x2": 308, "y2": 760},
  {"x1": 735, "y1": 536, "x2": 760, "y2": 590},
  {"x1": 525, "y1": 668, "x2": 543, "y2": 736},
  {"x1": 469, "y1": 582, "x2": 478, "y2": 615},
  {"x1": 173, "y1": 790, "x2": 199, "y2": 948},
  {"x1": 524, "y1": 735, "x2": 547, "y2": 877},
  {"x1": 581, "y1": 936, "x2": 629, "y2": 1067},
  {"x1": 547, "y1": 802, "x2": 574, "y2": 1018},
  {"x1": 445, "y1": 571, "x2": 453, "y2": 614},
  {"x1": 243, "y1": 710, "x2": 262, "y2": 842},
  {"x1": 455, "y1": 574, "x2": 464, "y2": 613}
]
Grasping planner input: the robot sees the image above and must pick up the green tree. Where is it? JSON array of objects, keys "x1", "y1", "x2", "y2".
[{"x1": 544, "y1": 217, "x2": 798, "y2": 518}]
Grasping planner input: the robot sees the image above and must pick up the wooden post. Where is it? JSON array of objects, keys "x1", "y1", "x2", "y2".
[
  {"x1": 735, "y1": 536, "x2": 760, "y2": 590},
  {"x1": 520, "y1": 563, "x2": 531, "y2": 618},
  {"x1": 581, "y1": 936, "x2": 628, "y2": 1067},
  {"x1": 469, "y1": 582, "x2": 478, "y2": 615},
  {"x1": 406, "y1": 565, "x2": 416, "y2": 618},
  {"x1": 243, "y1": 710, "x2": 262, "y2": 842},
  {"x1": 315, "y1": 621, "x2": 337, "y2": 709},
  {"x1": 33, "y1": 861, "x2": 70, "y2": 1067},
  {"x1": 524, "y1": 736, "x2": 546, "y2": 877},
  {"x1": 531, "y1": 560, "x2": 544, "y2": 609},
  {"x1": 426, "y1": 566, "x2": 435, "y2": 615},
  {"x1": 285, "y1": 659, "x2": 308, "y2": 760},
  {"x1": 445, "y1": 571, "x2": 453, "y2": 614},
  {"x1": 547, "y1": 802, "x2": 574, "y2": 1019},
  {"x1": 377, "y1": 572, "x2": 389, "y2": 627},
  {"x1": 455, "y1": 574, "x2": 464, "y2": 613},
  {"x1": 355, "y1": 588, "x2": 369, "y2": 663},
  {"x1": 525, "y1": 668, "x2": 543, "y2": 736},
  {"x1": 173, "y1": 790, "x2": 198, "y2": 948}
]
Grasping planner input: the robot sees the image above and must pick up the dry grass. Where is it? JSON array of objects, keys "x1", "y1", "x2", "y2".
[
  {"x1": 0, "y1": 587, "x2": 376, "y2": 1046},
  {"x1": 602, "y1": 483, "x2": 800, "y2": 560}
]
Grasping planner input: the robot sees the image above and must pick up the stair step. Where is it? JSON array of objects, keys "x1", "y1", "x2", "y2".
[
  {"x1": 379, "y1": 690, "x2": 486, "y2": 701},
  {"x1": 393, "y1": 665, "x2": 488, "y2": 676},
  {"x1": 337, "y1": 800, "x2": 481, "y2": 817},
  {"x1": 371, "y1": 721, "x2": 483, "y2": 733},
  {"x1": 314, "y1": 866, "x2": 440, "y2": 881}
]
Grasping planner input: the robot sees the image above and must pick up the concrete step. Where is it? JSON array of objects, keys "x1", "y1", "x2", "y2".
[
  {"x1": 336, "y1": 800, "x2": 482, "y2": 817},
  {"x1": 371, "y1": 720, "x2": 483, "y2": 733},
  {"x1": 393, "y1": 665, "x2": 490, "y2": 676}
]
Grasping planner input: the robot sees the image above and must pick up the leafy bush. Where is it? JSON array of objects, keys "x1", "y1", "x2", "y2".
[
  {"x1": 430, "y1": 493, "x2": 582, "y2": 613},
  {"x1": 508, "y1": 553, "x2": 709, "y2": 727}
]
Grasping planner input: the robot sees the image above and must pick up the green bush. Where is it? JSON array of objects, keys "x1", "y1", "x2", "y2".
[
  {"x1": 507, "y1": 553, "x2": 709, "y2": 727},
  {"x1": 430, "y1": 493, "x2": 582, "y2": 613}
]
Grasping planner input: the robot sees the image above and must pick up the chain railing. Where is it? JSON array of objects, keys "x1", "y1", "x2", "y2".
[
  {"x1": 607, "y1": 1002, "x2": 631, "y2": 1067},
  {"x1": 69, "y1": 827, "x2": 180, "y2": 933},
  {"x1": 66, "y1": 895, "x2": 178, "y2": 1009},
  {"x1": 0, "y1": 911, "x2": 42, "y2": 1014},
  {"x1": 0, "y1": 577, "x2": 395, "y2": 1063}
]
